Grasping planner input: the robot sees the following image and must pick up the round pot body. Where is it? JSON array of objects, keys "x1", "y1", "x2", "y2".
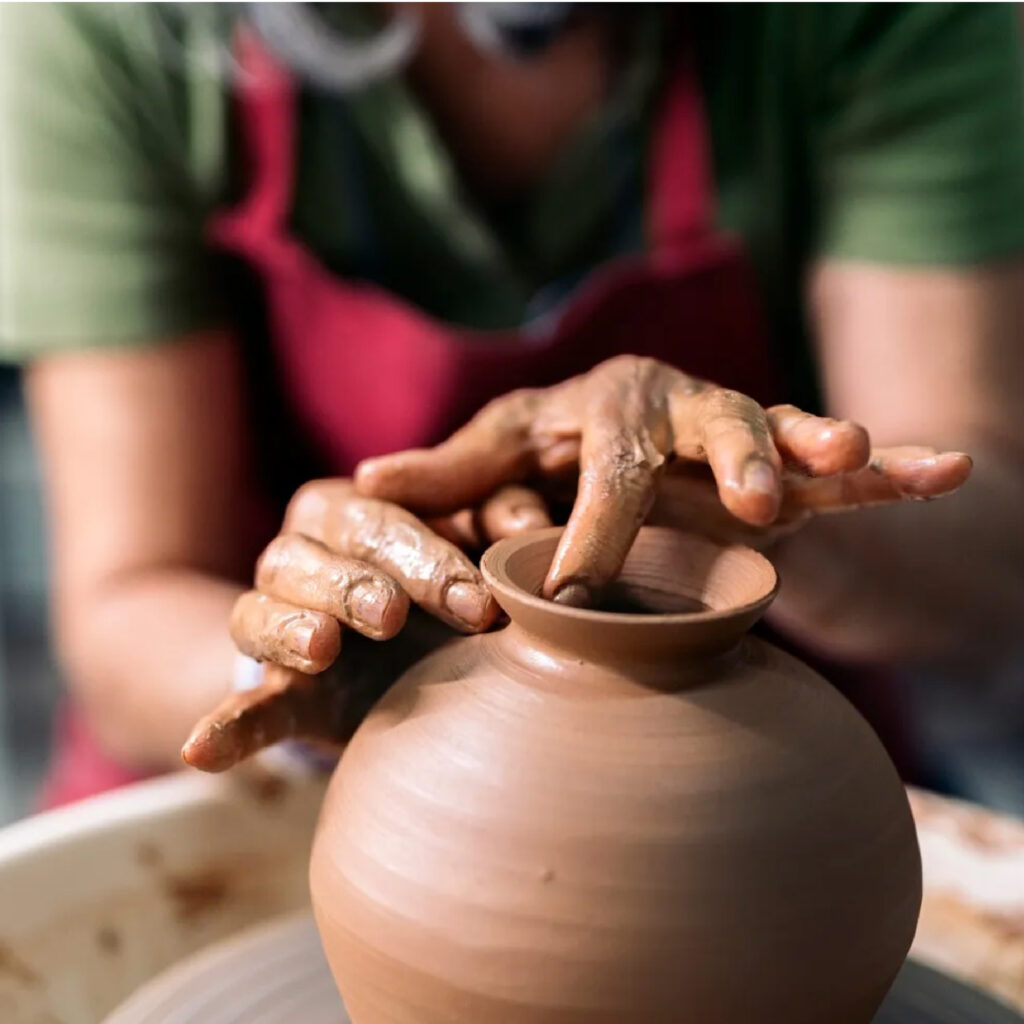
[{"x1": 311, "y1": 528, "x2": 921, "y2": 1024}]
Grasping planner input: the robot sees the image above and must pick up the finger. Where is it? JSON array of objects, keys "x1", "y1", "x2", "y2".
[
  {"x1": 230, "y1": 591, "x2": 341, "y2": 674},
  {"x1": 544, "y1": 379, "x2": 671, "y2": 603},
  {"x1": 182, "y1": 666, "x2": 339, "y2": 773},
  {"x1": 427, "y1": 509, "x2": 484, "y2": 550},
  {"x1": 767, "y1": 405, "x2": 871, "y2": 476},
  {"x1": 671, "y1": 386, "x2": 782, "y2": 525},
  {"x1": 354, "y1": 390, "x2": 540, "y2": 514},
  {"x1": 783, "y1": 448, "x2": 973, "y2": 514},
  {"x1": 257, "y1": 534, "x2": 409, "y2": 640},
  {"x1": 478, "y1": 485, "x2": 552, "y2": 541},
  {"x1": 286, "y1": 482, "x2": 499, "y2": 632}
]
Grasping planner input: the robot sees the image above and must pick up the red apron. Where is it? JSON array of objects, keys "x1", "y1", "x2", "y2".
[
  {"x1": 39, "y1": 30, "x2": 908, "y2": 808},
  {"x1": 208, "y1": 31, "x2": 781, "y2": 471}
]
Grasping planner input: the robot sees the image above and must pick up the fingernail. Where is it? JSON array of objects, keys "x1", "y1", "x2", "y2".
[
  {"x1": 347, "y1": 580, "x2": 392, "y2": 633},
  {"x1": 552, "y1": 582, "x2": 592, "y2": 608},
  {"x1": 286, "y1": 617, "x2": 319, "y2": 662},
  {"x1": 743, "y1": 458, "x2": 778, "y2": 495},
  {"x1": 510, "y1": 506, "x2": 551, "y2": 532},
  {"x1": 445, "y1": 580, "x2": 492, "y2": 628}
]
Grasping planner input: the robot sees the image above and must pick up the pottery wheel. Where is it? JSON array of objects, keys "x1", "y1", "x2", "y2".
[{"x1": 101, "y1": 913, "x2": 1022, "y2": 1024}]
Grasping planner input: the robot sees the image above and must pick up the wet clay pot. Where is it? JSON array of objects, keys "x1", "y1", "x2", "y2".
[{"x1": 310, "y1": 527, "x2": 922, "y2": 1024}]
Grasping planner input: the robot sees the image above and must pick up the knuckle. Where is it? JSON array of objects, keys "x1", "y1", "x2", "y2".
[
  {"x1": 476, "y1": 388, "x2": 539, "y2": 429},
  {"x1": 709, "y1": 387, "x2": 756, "y2": 414},
  {"x1": 599, "y1": 354, "x2": 653, "y2": 375},
  {"x1": 592, "y1": 356, "x2": 671, "y2": 393},
  {"x1": 284, "y1": 479, "x2": 326, "y2": 525},
  {"x1": 255, "y1": 533, "x2": 299, "y2": 585},
  {"x1": 595, "y1": 431, "x2": 663, "y2": 489},
  {"x1": 341, "y1": 496, "x2": 394, "y2": 563},
  {"x1": 705, "y1": 389, "x2": 770, "y2": 438}
]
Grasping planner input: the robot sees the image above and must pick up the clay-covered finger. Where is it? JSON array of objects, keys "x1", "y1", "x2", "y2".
[
  {"x1": 767, "y1": 405, "x2": 870, "y2": 476},
  {"x1": 427, "y1": 509, "x2": 484, "y2": 551},
  {"x1": 285, "y1": 484, "x2": 499, "y2": 632},
  {"x1": 354, "y1": 391, "x2": 539, "y2": 514},
  {"x1": 783, "y1": 447, "x2": 972, "y2": 514},
  {"x1": 230, "y1": 590, "x2": 341, "y2": 674},
  {"x1": 182, "y1": 666, "x2": 340, "y2": 773},
  {"x1": 257, "y1": 534, "x2": 409, "y2": 640},
  {"x1": 672, "y1": 386, "x2": 782, "y2": 525},
  {"x1": 544, "y1": 379, "x2": 670, "y2": 603},
  {"x1": 479, "y1": 486, "x2": 552, "y2": 541}
]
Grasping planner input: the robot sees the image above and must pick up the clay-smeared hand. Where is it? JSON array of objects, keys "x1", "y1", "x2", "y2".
[
  {"x1": 184, "y1": 610, "x2": 453, "y2": 772},
  {"x1": 354, "y1": 356, "x2": 972, "y2": 602},
  {"x1": 229, "y1": 479, "x2": 551, "y2": 675}
]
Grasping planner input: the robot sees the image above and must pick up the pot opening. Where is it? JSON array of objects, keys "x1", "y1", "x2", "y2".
[
  {"x1": 586, "y1": 583, "x2": 709, "y2": 616},
  {"x1": 481, "y1": 527, "x2": 779, "y2": 661}
]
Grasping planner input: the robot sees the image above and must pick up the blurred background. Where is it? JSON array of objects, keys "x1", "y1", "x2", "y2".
[{"x1": 0, "y1": 366, "x2": 60, "y2": 822}]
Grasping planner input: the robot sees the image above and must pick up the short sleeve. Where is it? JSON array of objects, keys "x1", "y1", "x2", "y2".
[
  {"x1": 0, "y1": 4, "x2": 229, "y2": 360},
  {"x1": 812, "y1": 3, "x2": 1024, "y2": 265}
]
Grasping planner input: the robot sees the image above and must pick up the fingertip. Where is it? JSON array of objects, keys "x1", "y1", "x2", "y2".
[
  {"x1": 378, "y1": 585, "x2": 411, "y2": 639},
  {"x1": 884, "y1": 449, "x2": 974, "y2": 499},
  {"x1": 813, "y1": 420, "x2": 871, "y2": 475},
  {"x1": 347, "y1": 577, "x2": 410, "y2": 640},
  {"x1": 181, "y1": 723, "x2": 237, "y2": 773},
  {"x1": 947, "y1": 450, "x2": 974, "y2": 474},
  {"x1": 550, "y1": 581, "x2": 593, "y2": 608},
  {"x1": 935, "y1": 451, "x2": 974, "y2": 492},
  {"x1": 718, "y1": 458, "x2": 782, "y2": 526},
  {"x1": 502, "y1": 506, "x2": 553, "y2": 537},
  {"x1": 305, "y1": 617, "x2": 343, "y2": 666},
  {"x1": 443, "y1": 579, "x2": 500, "y2": 633},
  {"x1": 352, "y1": 455, "x2": 393, "y2": 496}
]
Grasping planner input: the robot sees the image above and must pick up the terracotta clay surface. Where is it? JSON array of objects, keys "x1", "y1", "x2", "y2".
[{"x1": 310, "y1": 527, "x2": 922, "y2": 1024}]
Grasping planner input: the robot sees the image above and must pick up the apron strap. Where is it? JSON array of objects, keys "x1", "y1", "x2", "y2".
[
  {"x1": 229, "y1": 27, "x2": 297, "y2": 236},
  {"x1": 648, "y1": 50, "x2": 718, "y2": 248}
]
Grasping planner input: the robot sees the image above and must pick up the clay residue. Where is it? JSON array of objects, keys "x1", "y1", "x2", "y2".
[
  {"x1": 0, "y1": 941, "x2": 41, "y2": 988},
  {"x1": 135, "y1": 839, "x2": 235, "y2": 924},
  {"x1": 243, "y1": 768, "x2": 290, "y2": 805},
  {"x1": 163, "y1": 867, "x2": 230, "y2": 924},
  {"x1": 96, "y1": 926, "x2": 121, "y2": 955}
]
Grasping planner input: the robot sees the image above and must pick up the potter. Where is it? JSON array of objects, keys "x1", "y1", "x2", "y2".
[
  {"x1": 309, "y1": 528, "x2": 921, "y2": 1024},
  {"x1": 7, "y1": 0, "x2": 1023, "y2": 910}
]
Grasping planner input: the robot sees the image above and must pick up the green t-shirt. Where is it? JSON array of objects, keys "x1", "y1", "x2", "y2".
[{"x1": 2, "y1": 3, "x2": 1023, "y2": 410}]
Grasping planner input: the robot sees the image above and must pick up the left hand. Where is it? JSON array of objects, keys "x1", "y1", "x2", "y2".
[
  {"x1": 355, "y1": 356, "x2": 972, "y2": 603},
  {"x1": 182, "y1": 608, "x2": 455, "y2": 772}
]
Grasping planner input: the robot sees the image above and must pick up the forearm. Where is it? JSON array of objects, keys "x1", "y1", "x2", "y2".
[
  {"x1": 57, "y1": 569, "x2": 243, "y2": 770},
  {"x1": 768, "y1": 441, "x2": 1024, "y2": 667},
  {"x1": 25, "y1": 332, "x2": 258, "y2": 770}
]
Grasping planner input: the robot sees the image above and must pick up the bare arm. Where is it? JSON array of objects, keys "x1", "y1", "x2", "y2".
[
  {"x1": 25, "y1": 330, "x2": 259, "y2": 768},
  {"x1": 769, "y1": 261, "x2": 1024, "y2": 666}
]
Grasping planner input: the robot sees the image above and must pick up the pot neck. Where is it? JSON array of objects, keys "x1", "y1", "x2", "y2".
[{"x1": 481, "y1": 527, "x2": 779, "y2": 671}]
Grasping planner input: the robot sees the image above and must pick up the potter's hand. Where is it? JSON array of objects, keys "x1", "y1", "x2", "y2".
[
  {"x1": 354, "y1": 356, "x2": 972, "y2": 601},
  {"x1": 228, "y1": 479, "x2": 550, "y2": 674},
  {"x1": 184, "y1": 610, "x2": 452, "y2": 771}
]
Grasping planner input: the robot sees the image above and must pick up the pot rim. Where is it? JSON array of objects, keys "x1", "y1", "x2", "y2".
[{"x1": 481, "y1": 526, "x2": 779, "y2": 628}]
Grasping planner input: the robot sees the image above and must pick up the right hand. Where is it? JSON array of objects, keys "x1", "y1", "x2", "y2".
[{"x1": 228, "y1": 478, "x2": 552, "y2": 675}]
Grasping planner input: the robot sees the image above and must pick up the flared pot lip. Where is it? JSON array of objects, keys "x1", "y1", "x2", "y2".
[{"x1": 480, "y1": 526, "x2": 780, "y2": 629}]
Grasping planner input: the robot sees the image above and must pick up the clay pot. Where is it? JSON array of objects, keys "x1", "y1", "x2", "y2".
[{"x1": 310, "y1": 527, "x2": 921, "y2": 1024}]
